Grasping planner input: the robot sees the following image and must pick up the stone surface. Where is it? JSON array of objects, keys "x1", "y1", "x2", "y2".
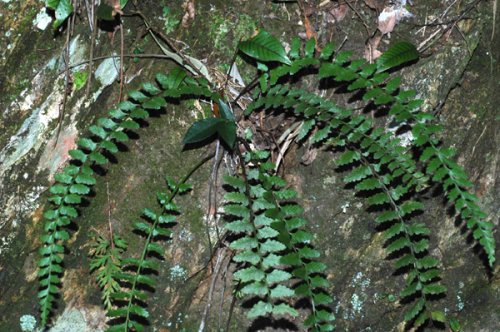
[{"x1": 0, "y1": 1, "x2": 498, "y2": 332}]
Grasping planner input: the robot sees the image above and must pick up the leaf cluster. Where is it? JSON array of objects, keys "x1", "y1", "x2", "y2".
[
  {"x1": 237, "y1": 32, "x2": 495, "y2": 329},
  {"x1": 224, "y1": 150, "x2": 334, "y2": 331},
  {"x1": 37, "y1": 68, "x2": 211, "y2": 328}
]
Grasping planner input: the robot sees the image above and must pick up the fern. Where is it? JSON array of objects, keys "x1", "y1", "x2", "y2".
[
  {"x1": 89, "y1": 233, "x2": 128, "y2": 310},
  {"x1": 35, "y1": 23, "x2": 496, "y2": 331},
  {"x1": 238, "y1": 33, "x2": 495, "y2": 329},
  {"x1": 224, "y1": 150, "x2": 335, "y2": 330},
  {"x1": 106, "y1": 176, "x2": 192, "y2": 332},
  {"x1": 37, "y1": 68, "x2": 213, "y2": 327}
]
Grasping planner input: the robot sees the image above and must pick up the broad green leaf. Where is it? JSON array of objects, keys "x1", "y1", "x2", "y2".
[
  {"x1": 46, "y1": 0, "x2": 74, "y2": 29},
  {"x1": 183, "y1": 118, "x2": 224, "y2": 145},
  {"x1": 96, "y1": 3, "x2": 114, "y2": 21},
  {"x1": 377, "y1": 42, "x2": 419, "y2": 72},
  {"x1": 239, "y1": 30, "x2": 292, "y2": 65},
  {"x1": 217, "y1": 120, "x2": 237, "y2": 148},
  {"x1": 218, "y1": 99, "x2": 235, "y2": 121}
]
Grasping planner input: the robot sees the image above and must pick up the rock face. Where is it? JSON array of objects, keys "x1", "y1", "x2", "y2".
[{"x1": 0, "y1": 1, "x2": 498, "y2": 332}]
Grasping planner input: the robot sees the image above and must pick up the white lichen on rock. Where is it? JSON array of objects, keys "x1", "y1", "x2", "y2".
[{"x1": 19, "y1": 314, "x2": 37, "y2": 332}]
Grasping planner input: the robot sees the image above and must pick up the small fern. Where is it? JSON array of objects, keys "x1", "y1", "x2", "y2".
[
  {"x1": 224, "y1": 149, "x2": 335, "y2": 331},
  {"x1": 89, "y1": 233, "x2": 128, "y2": 310},
  {"x1": 106, "y1": 176, "x2": 191, "y2": 332}
]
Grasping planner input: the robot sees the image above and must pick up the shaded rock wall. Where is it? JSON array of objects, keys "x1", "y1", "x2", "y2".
[{"x1": 0, "y1": 1, "x2": 498, "y2": 331}]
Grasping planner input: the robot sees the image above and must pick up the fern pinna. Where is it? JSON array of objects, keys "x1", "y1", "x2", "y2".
[
  {"x1": 37, "y1": 68, "x2": 213, "y2": 328},
  {"x1": 224, "y1": 150, "x2": 335, "y2": 331},
  {"x1": 237, "y1": 31, "x2": 495, "y2": 329}
]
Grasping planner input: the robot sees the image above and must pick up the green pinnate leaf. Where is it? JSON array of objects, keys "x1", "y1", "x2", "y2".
[
  {"x1": 142, "y1": 96, "x2": 166, "y2": 110},
  {"x1": 70, "y1": 184, "x2": 90, "y2": 195},
  {"x1": 101, "y1": 140, "x2": 119, "y2": 153},
  {"x1": 233, "y1": 251, "x2": 261, "y2": 265},
  {"x1": 416, "y1": 256, "x2": 439, "y2": 269},
  {"x1": 89, "y1": 125, "x2": 107, "y2": 139},
  {"x1": 128, "y1": 90, "x2": 148, "y2": 103},
  {"x1": 404, "y1": 298, "x2": 425, "y2": 321},
  {"x1": 97, "y1": 118, "x2": 117, "y2": 129},
  {"x1": 260, "y1": 239, "x2": 286, "y2": 253},
  {"x1": 270, "y1": 284, "x2": 295, "y2": 298},
  {"x1": 386, "y1": 237, "x2": 411, "y2": 254},
  {"x1": 230, "y1": 236, "x2": 258, "y2": 250},
  {"x1": 248, "y1": 301, "x2": 273, "y2": 318},
  {"x1": 271, "y1": 303, "x2": 298, "y2": 317},
  {"x1": 423, "y1": 283, "x2": 446, "y2": 295},
  {"x1": 68, "y1": 149, "x2": 87, "y2": 162},
  {"x1": 234, "y1": 266, "x2": 265, "y2": 282},
  {"x1": 241, "y1": 281, "x2": 268, "y2": 296},
  {"x1": 89, "y1": 152, "x2": 108, "y2": 165},
  {"x1": 110, "y1": 131, "x2": 129, "y2": 142},
  {"x1": 75, "y1": 173, "x2": 96, "y2": 185},
  {"x1": 120, "y1": 119, "x2": 140, "y2": 130},
  {"x1": 266, "y1": 270, "x2": 291, "y2": 284},
  {"x1": 336, "y1": 150, "x2": 360, "y2": 166}
]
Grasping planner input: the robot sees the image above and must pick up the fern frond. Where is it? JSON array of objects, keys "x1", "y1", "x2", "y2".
[
  {"x1": 224, "y1": 150, "x2": 335, "y2": 330},
  {"x1": 107, "y1": 176, "x2": 189, "y2": 332},
  {"x1": 38, "y1": 68, "x2": 212, "y2": 327},
  {"x1": 352, "y1": 153, "x2": 447, "y2": 329}
]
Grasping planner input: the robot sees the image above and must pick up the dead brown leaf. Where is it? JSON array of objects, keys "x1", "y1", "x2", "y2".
[
  {"x1": 378, "y1": 7, "x2": 397, "y2": 35},
  {"x1": 364, "y1": 0, "x2": 387, "y2": 11},
  {"x1": 181, "y1": 0, "x2": 195, "y2": 28}
]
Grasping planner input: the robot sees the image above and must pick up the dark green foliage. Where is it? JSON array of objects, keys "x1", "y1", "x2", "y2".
[
  {"x1": 224, "y1": 150, "x2": 334, "y2": 331},
  {"x1": 36, "y1": 23, "x2": 495, "y2": 332},
  {"x1": 106, "y1": 176, "x2": 190, "y2": 332},
  {"x1": 45, "y1": 0, "x2": 74, "y2": 29},
  {"x1": 37, "y1": 68, "x2": 212, "y2": 328},
  {"x1": 239, "y1": 32, "x2": 495, "y2": 330},
  {"x1": 89, "y1": 233, "x2": 128, "y2": 310}
]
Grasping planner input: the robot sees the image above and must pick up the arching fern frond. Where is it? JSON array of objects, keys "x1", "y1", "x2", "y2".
[
  {"x1": 38, "y1": 68, "x2": 214, "y2": 327},
  {"x1": 224, "y1": 150, "x2": 335, "y2": 331}
]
